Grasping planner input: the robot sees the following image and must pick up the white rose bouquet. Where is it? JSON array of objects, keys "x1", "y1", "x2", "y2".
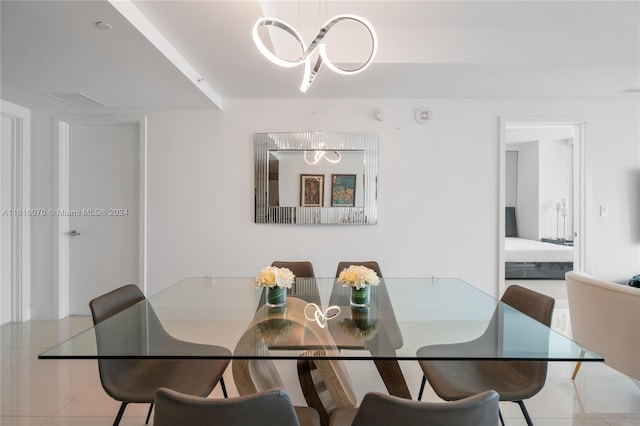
[
  {"x1": 254, "y1": 266, "x2": 295, "y2": 289},
  {"x1": 337, "y1": 265, "x2": 380, "y2": 289}
]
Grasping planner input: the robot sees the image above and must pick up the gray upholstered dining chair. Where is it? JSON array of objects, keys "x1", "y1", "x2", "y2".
[
  {"x1": 271, "y1": 260, "x2": 321, "y2": 304},
  {"x1": 329, "y1": 390, "x2": 500, "y2": 426},
  {"x1": 335, "y1": 261, "x2": 382, "y2": 278},
  {"x1": 417, "y1": 285, "x2": 555, "y2": 426},
  {"x1": 153, "y1": 387, "x2": 319, "y2": 426},
  {"x1": 90, "y1": 284, "x2": 231, "y2": 426},
  {"x1": 271, "y1": 260, "x2": 316, "y2": 278}
]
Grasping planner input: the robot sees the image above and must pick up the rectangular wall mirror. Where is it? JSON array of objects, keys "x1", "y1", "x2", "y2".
[{"x1": 255, "y1": 132, "x2": 378, "y2": 224}]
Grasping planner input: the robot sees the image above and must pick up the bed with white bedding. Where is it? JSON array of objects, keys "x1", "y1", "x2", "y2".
[
  {"x1": 505, "y1": 237, "x2": 574, "y2": 263},
  {"x1": 505, "y1": 207, "x2": 574, "y2": 279}
]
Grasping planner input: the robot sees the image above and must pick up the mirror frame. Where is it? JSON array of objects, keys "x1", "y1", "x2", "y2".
[{"x1": 255, "y1": 132, "x2": 378, "y2": 224}]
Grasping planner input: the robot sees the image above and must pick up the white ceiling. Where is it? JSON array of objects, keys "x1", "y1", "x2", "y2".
[{"x1": 1, "y1": 0, "x2": 638, "y2": 110}]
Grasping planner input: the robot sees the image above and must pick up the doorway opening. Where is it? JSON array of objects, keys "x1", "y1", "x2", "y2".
[
  {"x1": 53, "y1": 115, "x2": 147, "y2": 318},
  {"x1": 499, "y1": 117, "x2": 586, "y2": 294},
  {"x1": 0, "y1": 101, "x2": 30, "y2": 324}
]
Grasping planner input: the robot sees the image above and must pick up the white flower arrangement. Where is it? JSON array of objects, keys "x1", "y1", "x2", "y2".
[
  {"x1": 337, "y1": 265, "x2": 380, "y2": 290},
  {"x1": 254, "y1": 266, "x2": 295, "y2": 289}
]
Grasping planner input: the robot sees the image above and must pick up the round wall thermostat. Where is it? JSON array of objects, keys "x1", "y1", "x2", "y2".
[{"x1": 415, "y1": 107, "x2": 433, "y2": 125}]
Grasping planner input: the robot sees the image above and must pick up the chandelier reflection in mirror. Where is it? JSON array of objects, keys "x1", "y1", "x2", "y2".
[
  {"x1": 304, "y1": 150, "x2": 342, "y2": 165},
  {"x1": 252, "y1": 14, "x2": 377, "y2": 92}
]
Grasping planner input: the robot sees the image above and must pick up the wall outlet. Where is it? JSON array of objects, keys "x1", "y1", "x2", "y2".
[{"x1": 600, "y1": 206, "x2": 609, "y2": 217}]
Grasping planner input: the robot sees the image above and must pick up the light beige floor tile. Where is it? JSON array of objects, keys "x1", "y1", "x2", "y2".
[
  {"x1": 53, "y1": 382, "x2": 148, "y2": 417},
  {"x1": 601, "y1": 418, "x2": 640, "y2": 426},
  {"x1": 0, "y1": 417, "x2": 50, "y2": 426},
  {"x1": 1, "y1": 347, "x2": 43, "y2": 372},
  {"x1": 492, "y1": 418, "x2": 609, "y2": 426},
  {"x1": 1, "y1": 317, "x2": 92, "y2": 350},
  {"x1": 42, "y1": 416, "x2": 149, "y2": 426},
  {"x1": 500, "y1": 381, "x2": 595, "y2": 421},
  {"x1": 1, "y1": 358, "x2": 99, "y2": 416}
]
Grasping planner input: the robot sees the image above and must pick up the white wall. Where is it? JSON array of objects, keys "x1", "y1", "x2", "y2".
[
  {"x1": 507, "y1": 138, "x2": 573, "y2": 240},
  {"x1": 514, "y1": 142, "x2": 539, "y2": 240},
  {"x1": 26, "y1": 98, "x2": 640, "y2": 318},
  {"x1": 505, "y1": 151, "x2": 518, "y2": 207},
  {"x1": 539, "y1": 139, "x2": 573, "y2": 239},
  {"x1": 1, "y1": 115, "x2": 14, "y2": 323}
]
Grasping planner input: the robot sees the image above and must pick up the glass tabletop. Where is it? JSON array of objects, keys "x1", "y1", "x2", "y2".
[{"x1": 39, "y1": 277, "x2": 603, "y2": 362}]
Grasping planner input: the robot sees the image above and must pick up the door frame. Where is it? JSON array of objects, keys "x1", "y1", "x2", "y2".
[
  {"x1": 53, "y1": 115, "x2": 147, "y2": 319},
  {"x1": 0, "y1": 100, "x2": 31, "y2": 322},
  {"x1": 498, "y1": 116, "x2": 587, "y2": 295}
]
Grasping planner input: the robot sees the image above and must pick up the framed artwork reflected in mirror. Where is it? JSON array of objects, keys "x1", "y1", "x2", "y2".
[
  {"x1": 331, "y1": 174, "x2": 356, "y2": 207},
  {"x1": 300, "y1": 174, "x2": 324, "y2": 207}
]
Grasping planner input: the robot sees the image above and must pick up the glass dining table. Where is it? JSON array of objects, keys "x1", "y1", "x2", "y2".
[{"x1": 39, "y1": 277, "x2": 602, "y2": 399}]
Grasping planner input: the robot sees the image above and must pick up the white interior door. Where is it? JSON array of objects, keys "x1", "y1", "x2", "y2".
[
  {"x1": 68, "y1": 124, "x2": 139, "y2": 315},
  {"x1": 1, "y1": 115, "x2": 13, "y2": 324}
]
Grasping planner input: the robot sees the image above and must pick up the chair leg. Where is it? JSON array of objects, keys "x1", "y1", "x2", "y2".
[
  {"x1": 220, "y1": 376, "x2": 228, "y2": 398},
  {"x1": 113, "y1": 402, "x2": 128, "y2": 426},
  {"x1": 571, "y1": 361, "x2": 583, "y2": 380},
  {"x1": 145, "y1": 403, "x2": 154, "y2": 425},
  {"x1": 417, "y1": 375, "x2": 426, "y2": 401},
  {"x1": 499, "y1": 409, "x2": 505, "y2": 426},
  {"x1": 572, "y1": 350, "x2": 585, "y2": 380},
  {"x1": 516, "y1": 400, "x2": 534, "y2": 426}
]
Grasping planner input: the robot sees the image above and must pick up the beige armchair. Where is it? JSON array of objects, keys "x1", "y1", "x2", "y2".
[{"x1": 565, "y1": 271, "x2": 640, "y2": 381}]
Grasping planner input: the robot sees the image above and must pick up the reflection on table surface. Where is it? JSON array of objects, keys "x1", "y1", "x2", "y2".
[{"x1": 39, "y1": 277, "x2": 602, "y2": 363}]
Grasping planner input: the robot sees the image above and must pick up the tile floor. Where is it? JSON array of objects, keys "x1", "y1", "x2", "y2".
[{"x1": 1, "y1": 281, "x2": 638, "y2": 425}]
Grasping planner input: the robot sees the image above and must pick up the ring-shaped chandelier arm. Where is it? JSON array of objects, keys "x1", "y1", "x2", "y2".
[
  {"x1": 253, "y1": 14, "x2": 377, "y2": 92},
  {"x1": 301, "y1": 55, "x2": 325, "y2": 93},
  {"x1": 318, "y1": 15, "x2": 378, "y2": 75},
  {"x1": 252, "y1": 17, "x2": 306, "y2": 68},
  {"x1": 323, "y1": 151, "x2": 342, "y2": 163}
]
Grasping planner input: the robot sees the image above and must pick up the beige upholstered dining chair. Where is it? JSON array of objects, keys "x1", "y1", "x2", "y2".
[
  {"x1": 417, "y1": 285, "x2": 555, "y2": 426},
  {"x1": 329, "y1": 390, "x2": 500, "y2": 426},
  {"x1": 566, "y1": 271, "x2": 640, "y2": 382},
  {"x1": 89, "y1": 284, "x2": 231, "y2": 426},
  {"x1": 153, "y1": 387, "x2": 319, "y2": 426}
]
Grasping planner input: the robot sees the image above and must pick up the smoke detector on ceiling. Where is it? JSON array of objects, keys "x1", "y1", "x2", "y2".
[{"x1": 415, "y1": 107, "x2": 433, "y2": 125}]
